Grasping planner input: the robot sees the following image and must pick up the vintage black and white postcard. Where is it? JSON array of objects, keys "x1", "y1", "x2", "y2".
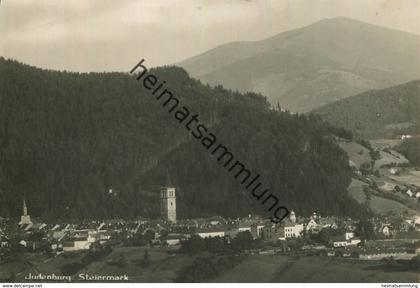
[{"x1": 0, "y1": 0, "x2": 419, "y2": 286}]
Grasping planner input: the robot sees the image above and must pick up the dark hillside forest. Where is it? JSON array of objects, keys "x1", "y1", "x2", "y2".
[
  {"x1": 0, "y1": 58, "x2": 367, "y2": 221},
  {"x1": 395, "y1": 138, "x2": 420, "y2": 166},
  {"x1": 314, "y1": 80, "x2": 420, "y2": 139}
]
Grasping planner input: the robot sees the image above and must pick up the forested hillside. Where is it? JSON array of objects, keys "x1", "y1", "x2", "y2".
[
  {"x1": 0, "y1": 58, "x2": 366, "y2": 221},
  {"x1": 146, "y1": 111, "x2": 364, "y2": 220},
  {"x1": 395, "y1": 138, "x2": 420, "y2": 166},
  {"x1": 314, "y1": 80, "x2": 420, "y2": 139}
]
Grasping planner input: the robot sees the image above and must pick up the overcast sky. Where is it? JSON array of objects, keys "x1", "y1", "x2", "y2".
[{"x1": 1, "y1": 0, "x2": 419, "y2": 72}]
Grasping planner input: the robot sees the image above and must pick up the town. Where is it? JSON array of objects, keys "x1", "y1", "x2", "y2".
[{"x1": 1, "y1": 178, "x2": 419, "y2": 282}]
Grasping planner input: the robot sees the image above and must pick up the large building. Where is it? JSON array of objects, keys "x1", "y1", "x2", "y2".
[
  {"x1": 284, "y1": 211, "x2": 304, "y2": 238},
  {"x1": 160, "y1": 182, "x2": 176, "y2": 223}
]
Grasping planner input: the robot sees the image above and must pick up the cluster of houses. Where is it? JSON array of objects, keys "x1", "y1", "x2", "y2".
[
  {"x1": 379, "y1": 171, "x2": 420, "y2": 199},
  {"x1": 391, "y1": 183, "x2": 420, "y2": 199},
  {"x1": 1, "y1": 198, "x2": 419, "y2": 262},
  {"x1": 142, "y1": 210, "x2": 420, "y2": 255}
]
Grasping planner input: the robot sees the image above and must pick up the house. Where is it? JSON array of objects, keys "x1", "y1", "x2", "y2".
[
  {"x1": 50, "y1": 240, "x2": 63, "y2": 251},
  {"x1": 381, "y1": 225, "x2": 391, "y2": 237},
  {"x1": 89, "y1": 230, "x2": 111, "y2": 244},
  {"x1": 416, "y1": 192, "x2": 420, "y2": 198},
  {"x1": 305, "y1": 218, "x2": 318, "y2": 232},
  {"x1": 284, "y1": 222, "x2": 304, "y2": 238},
  {"x1": 401, "y1": 135, "x2": 413, "y2": 140},
  {"x1": 406, "y1": 189, "x2": 414, "y2": 197},
  {"x1": 261, "y1": 224, "x2": 285, "y2": 241},
  {"x1": 302, "y1": 244, "x2": 326, "y2": 250},
  {"x1": 389, "y1": 168, "x2": 399, "y2": 175},
  {"x1": 27, "y1": 240, "x2": 49, "y2": 252},
  {"x1": 161, "y1": 233, "x2": 188, "y2": 246},
  {"x1": 260, "y1": 211, "x2": 304, "y2": 241},
  {"x1": 305, "y1": 212, "x2": 337, "y2": 233},
  {"x1": 196, "y1": 228, "x2": 226, "y2": 239},
  {"x1": 51, "y1": 229, "x2": 67, "y2": 241},
  {"x1": 345, "y1": 231, "x2": 354, "y2": 240},
  {"x1": 332, "y1": 236, "x2": 348, "y2": 248},
  {"x1": 318, "y1": 217, "x2": 338, "y2": 229},
  {"x1": 250, "y1": 223, "x2": 265, "y2": 239},
  {"x1": 332, "y1": 236, "x2": 361, "y2": 248},
  {"x1": 349, "y1": 238, "x2": 361, "y2": 246},
  {"x1": 238, "y1": 224, "x2": 252, "y2": 233},
  {"x1": 396, "y1": 220, "x2": 413, "y2": 232},
  {"x1": 62, "y1": 236, "x2": 93, "y2": 252},
  {"x1": 280, "y1": 211, "x2": 304, "y2": 239}
]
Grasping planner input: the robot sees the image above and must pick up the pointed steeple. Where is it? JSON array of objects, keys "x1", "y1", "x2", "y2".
[
  {"x1": 166, "y1": 168, "x2": 172, "y2": 187},
  {"x1": 19, "y1": 196, "x2": 32, "y2": 226},
  {"x1": 23, "y1": 198, "x2": 28, "y2": 216}
]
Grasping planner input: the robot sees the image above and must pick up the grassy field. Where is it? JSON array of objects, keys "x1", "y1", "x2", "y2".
[
  {"x1": 347, "y1": 179, "x2": 418, "y2": 215},
  {"x1": 368, "y1": 195, "x2": 417, "y2": 215},
  {"x1": 338, "y1": 141, "x2": 371, "y2": 168},
  {"x1": 390, "y1": 170, "x2": 420, "y2": 187},
  {"x1": 2, "y1": 248, "x2": 418, "y2": 283},
  {"x1": 347, "y1": 179, "x2": 368, "y2": 203},
  {"x1": 213, "y1": 255, "x2": 418, "y2": 283},
  {"x1": 369, "y1": 139, "x2": 409, "y2": 169},
  {"x1": 337, "y1": 140, "x2": 408, "y2": 169},
  {"x1": 79, "y1": 246, "x2": 193, "y2": 282},
  {"x1": 1, "y1": 247, "x2": 193, "y2": 282},
  {"x1": 370, "y1": 139, "x2": 403, "y2": 149},
  {"x1": 0, "y1": 251, "x2": 85, "y2": 281},
  {"x1": 374, "y1": 150, "x2": 409, "y2": 169},
  {"x1": 342, "y1": 136, "x2": 419, "y2": 215}
]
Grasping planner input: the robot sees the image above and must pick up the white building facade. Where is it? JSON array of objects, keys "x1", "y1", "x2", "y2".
[{"x1": 160, "y1": 186, "x2": 176, "y2": 223}]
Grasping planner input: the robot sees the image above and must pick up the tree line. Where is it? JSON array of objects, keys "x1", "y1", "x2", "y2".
[{"x1": 0, "y1": 58, "x2": 367, "y2": 221}]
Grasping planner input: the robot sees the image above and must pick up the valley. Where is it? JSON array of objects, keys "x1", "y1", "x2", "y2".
[{"x1": 340, "y1": 138, "x2": 419, "y2": 216}]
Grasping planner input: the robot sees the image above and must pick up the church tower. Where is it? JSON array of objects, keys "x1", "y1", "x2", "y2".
[
  {"x1": 19, "y1": 198, "x2": 32, "y2": 226},
  {"x1": 290, "y1": 210, "x2": 296, "y2": 223},
  {"x1": 160, "y1": 173, "x2": 176, "y2": 223}
]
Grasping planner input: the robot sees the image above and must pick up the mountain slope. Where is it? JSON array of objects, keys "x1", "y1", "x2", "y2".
[
  {"x1": 314, "y1": 79, "x2": 420, "y2": 139},
  {"x1": 178, "y1": 17, "x2": 420, "y2": 112},
  {"x1": 0, "y1": 58, "x2": 366, "y2": 221}
]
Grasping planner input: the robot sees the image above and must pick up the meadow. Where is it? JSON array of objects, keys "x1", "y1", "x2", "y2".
[
  {"x1": 2, "y1": 247, "x2": 418, "y2": 283},
  {"x1": 213, "y1": 255, "x2": 418, "y2": 282}
]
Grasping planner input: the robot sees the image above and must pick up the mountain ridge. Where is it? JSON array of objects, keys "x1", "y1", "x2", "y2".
[
  {"x1": 178, "y1": 17, "x2": 420, "y2": 112},
  {"x1": 178, "y1": 17, "x2": 420, "y2": 71}
]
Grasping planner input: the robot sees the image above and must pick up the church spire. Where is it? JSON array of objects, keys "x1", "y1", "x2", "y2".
[
  {"x1": 23, "y1": 197, "x2": 28, "y2": 216},
  {"x1": 19, "y1": 196, "x2": 32, "y2": 226},
  {"x1": 160, "y1": 170, "x2": 176, "y2": 223},
  {"x1": 166, "y1": 168, "x2": 172, "y2": 187}
]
